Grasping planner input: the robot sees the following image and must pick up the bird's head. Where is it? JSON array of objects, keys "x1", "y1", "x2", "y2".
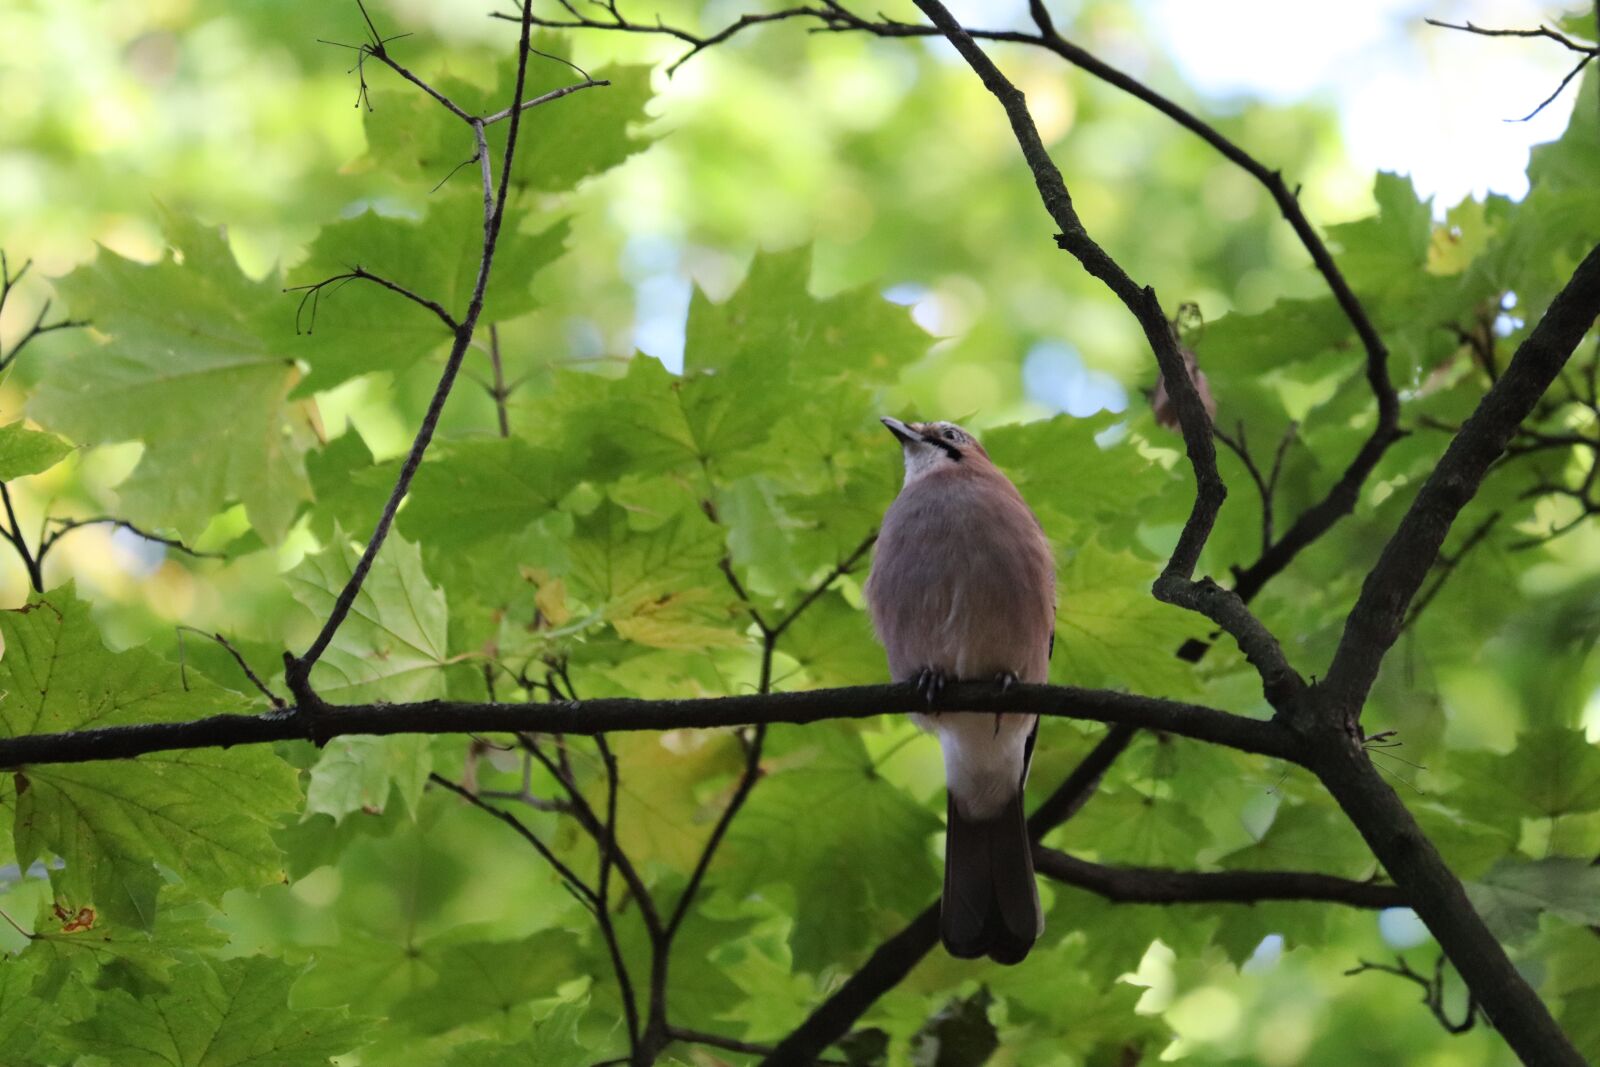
[{"x1": 881, "y1": 416, "x2": 989, "y2": 484}]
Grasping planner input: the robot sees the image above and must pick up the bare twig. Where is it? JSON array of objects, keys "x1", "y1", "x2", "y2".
[
  {"x1": 1424, "y1": 18, "x2": 1597, "y2": 57},
  {"x1": 1346, "y1": 954, "x2": 1479, "y2": 1034},
  {"x1": 0, "y1": 253, "x2": 87, "y2": 371},
  {"x1": 41, "y1": 517, "x2": 220, "y2": 561},
  {"x1": 480, "y1": 77, "x2": 610, "y2": 124},
  {"x1": 428, "y1": 771, "x2": 600, "y2": 907},
  {"x1": 1510, "y1": 54, "x2": 1594, "y2": 122},
  {"x1": 487, "y1": 323, "x2": 511, "y2": 437},
  {"x1": 1425, "y1": 17, "x2": 1599, "y2": 122},
  {"x1": 175, "y1": 626, "x2": 286, "y2": 709},
  {"x1": 285, "y1": 265, "x2": 459, "y2": 334}
]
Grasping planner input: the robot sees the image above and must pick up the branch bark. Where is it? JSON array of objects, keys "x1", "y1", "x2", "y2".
[
  {"x1": 1323, "y1": 242, "x2": 1600, "y2": 717},
  {"x1": 0, "y1": 682, "x2": 1297, "y2": 768}
]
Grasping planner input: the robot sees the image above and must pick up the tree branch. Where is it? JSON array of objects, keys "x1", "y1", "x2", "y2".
[
  {"x1": 900, "y1": 0, "x2": 1308, "y2": 715},
  {"x1": 757, "y1": 840, "x2": 1403, "y2": 1067},
  {"x1": 1324, "y1": 242, "x2": 1600, "y2": 718},
  {"x1": 1033, "y1": 847, "x2": 1406, "y2": 908},
  {"x1": 286, "y1": 0, "x2": 584, "y2": 700},
  {"x1": 0, "y1": 682, "x2": 1298, "y2": 769},
  {"x1": 541, "y1": 3, "x2": 1402, "y2": 634}
]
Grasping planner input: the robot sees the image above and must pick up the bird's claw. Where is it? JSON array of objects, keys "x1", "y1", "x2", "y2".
[
  {"x1": 915, "y1": 667, "x2": 946, "y2": 705},
  {"x1": 995, "y1": 671, "x2": 1018, "y2": 693}
]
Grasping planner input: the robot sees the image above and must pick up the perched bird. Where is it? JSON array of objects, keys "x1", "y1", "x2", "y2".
[{"x1": 864, "y1": 417, "x2": 1056, "y2": 965}]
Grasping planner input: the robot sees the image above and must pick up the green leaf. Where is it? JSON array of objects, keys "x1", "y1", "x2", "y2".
[
  {"x1": 984, "y1": 413, "x2": 1185, "y2": 541},
  {"x1": 587, "y1": 730, "x2": 744, "y2": 869},
  {"x1": 1468, "y1": 857, "x2": 1600, "y2": 942},
  {"x1": 0, "y1": 951, "x2": 47, "y2": 1064},
  {"x1": 0, "y1": 586, "x2": 299, "y2": 926},
  {"x1": 1052, "y1": 539, "x2": 1208, "y2": 697},
  {"x1": 1221, "y1": 800, "x2": 1376, "y2": 879},
  {"x1": 390, "y1": 929, "x2": 581, "y2": 1036},
  {"x1": 305, "y1": 734, "x2": 432, "y2": 823},
  {"x1": 0, "y1": 421, "x2": 72, "y2": 480},
  {"x1": 303, "y1": 430, "x2": 397, "y2": 543},
  {"x1": 31, "y1": 212, "x2": 317, "y2": 542},
  {"x1": 685, "y1": 247, "x2": 929, "y2": 383},
  {"x1": 1325, "y1": 171, "x2": 1434, "y2": 287},
  {"x1": 720, "y1": 724, "x2": 940, "y2": 971},
  {"x1": 778, "y1": 590, "x2": 886, "y2": 688},
  {"x1": 288, "y1": 530, "x2": 446, "y2": 821},
  {"x1": 566, "y1": 499, "x2": 744, "y2": 651},
  {"x1": 440, "y1": 1000, "x2": 592, "y2": 1067},
  {"x1": 64, "y1": 956, "x2": 369, "y2": 1066},
  {"x1": 1070, "y1": 789, "x2": 1213, "y2": 867},
  {"x1": 286, "y1": 528, "x2": 449, "y2": 703},
  {"x1": 1450, "y1": 727, "x2": 1600, "y2": 828},
  {"x1": 399, "y1": 436, "x2": 576, "y2": 550}
]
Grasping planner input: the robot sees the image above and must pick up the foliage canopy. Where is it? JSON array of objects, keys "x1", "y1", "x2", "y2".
[{"x1": 0, "y1": 2, "x2": 1599, "y2": 1066}]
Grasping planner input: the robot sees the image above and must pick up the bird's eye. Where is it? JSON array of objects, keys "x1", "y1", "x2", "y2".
[{"x1": 943, "y1": 429, "x2": 959, "y2": 442}]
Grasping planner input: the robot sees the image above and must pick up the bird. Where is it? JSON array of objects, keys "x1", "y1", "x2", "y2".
[{"x1": 864, "y1": 416, "x2": 1056, "y2": 965}]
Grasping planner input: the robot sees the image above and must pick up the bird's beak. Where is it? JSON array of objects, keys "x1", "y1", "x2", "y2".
[{"x1": 881, "y1": 416, "x2": 919, "y2": 445}]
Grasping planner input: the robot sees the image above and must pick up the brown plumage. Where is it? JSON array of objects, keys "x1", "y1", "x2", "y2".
[{"x1": 864, "y1": 417, "x2": 1056, "y2": 964}]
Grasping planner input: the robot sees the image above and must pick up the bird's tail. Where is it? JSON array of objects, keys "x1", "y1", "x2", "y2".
[{"x1": 940, "y1": 787, "x2": 1042, "y2": 965}]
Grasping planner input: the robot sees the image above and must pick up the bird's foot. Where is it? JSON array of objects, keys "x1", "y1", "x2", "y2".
[{"x1": 915, "y1": 667, "x2": 947, "y2": 706}]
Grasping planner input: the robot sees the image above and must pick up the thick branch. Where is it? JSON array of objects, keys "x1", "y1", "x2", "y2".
[
  {"x1": 0, "y1": 682, "x2": 1299, "y2": 768},
  {"x1": 904, "y1": 0, "x2": 1306, "y2": 713},
  {"x1": 1032, "y1": 847, "x2": 1406, "y2": 908},
  {"x1": 1312, "y1": 733, "x2": 1583, "y2": 1065},
  {"x1": 1323, "y1": 242, "x2": 1600, "y2": 716}
]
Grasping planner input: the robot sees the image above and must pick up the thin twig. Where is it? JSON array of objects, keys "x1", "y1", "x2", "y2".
[
  {"x1": 175, "y1": 626, "x2": 286, "y2": 709},
  {"x1": 428, "y1": 772, "x2": 599, "y2": 907},
  {"x1": 0, "y1": 483, "x2": 40, "y2": 591},
  {"x1": 1345, "y1": 954, "x2": 1479, "y2": 1034},
  {"x1": 480, "y1": 77, "x2": 610, "y2": 124},
  {"x1": 1424, "y1": 18, "x2": 1598, "y2": 57},
  {"x1": 0, "y1": 254, "x2": 87, "y2": 371},
  {"x1": 285, "y1": 265, "x2": 459, "y2": 334},
  {"x1": 41, "y1": 517, "x2": 221, "y2": 561}
]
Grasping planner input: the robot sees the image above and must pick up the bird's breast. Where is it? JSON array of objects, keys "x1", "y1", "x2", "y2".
[{"x1": 867, "y1": 474, "x2": 1055, "y2": 684}]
